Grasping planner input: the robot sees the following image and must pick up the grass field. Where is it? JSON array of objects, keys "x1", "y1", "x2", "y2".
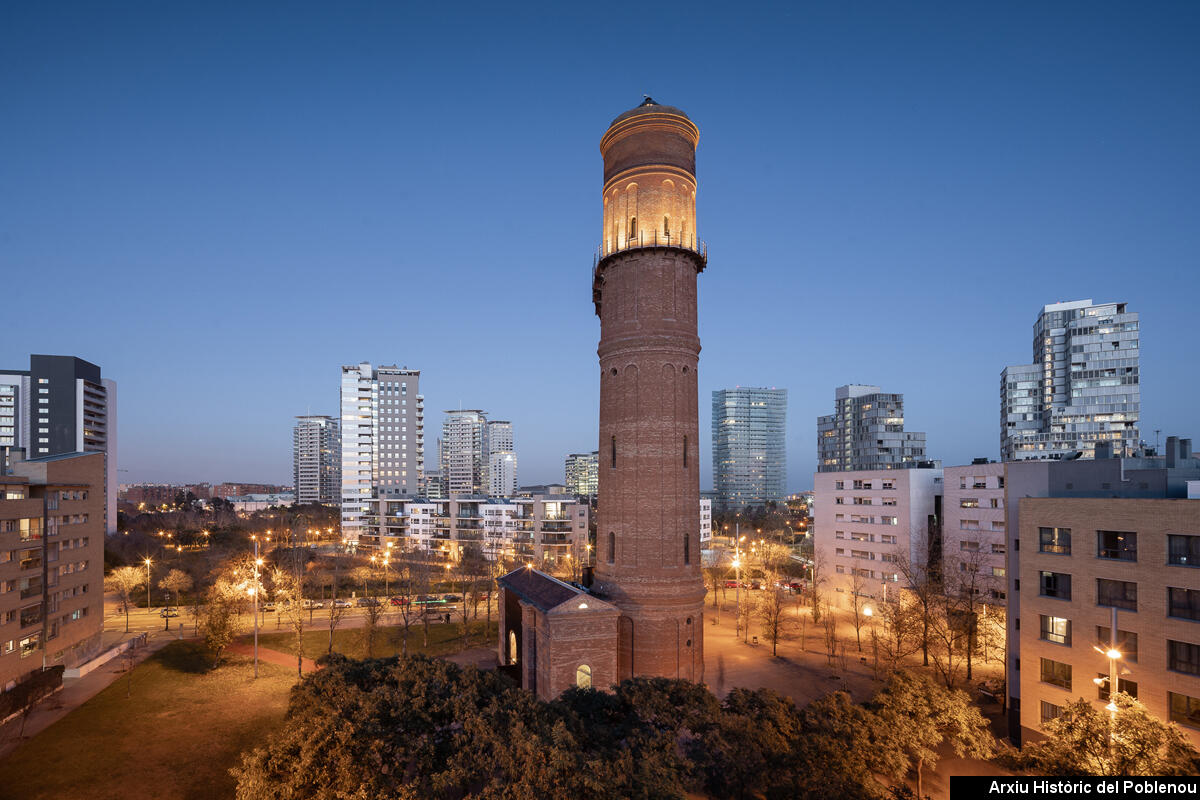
[
  {"x1": 0, "y1": 641, "x2": 293, "y2": 800},
  {"x1": 256, "y1": 617, "x2": 499, "y2": 661}
]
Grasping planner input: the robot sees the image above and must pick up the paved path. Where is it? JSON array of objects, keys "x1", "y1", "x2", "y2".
[{"x1": 227, "y1": 642, "x2": 319, "y2": 674}]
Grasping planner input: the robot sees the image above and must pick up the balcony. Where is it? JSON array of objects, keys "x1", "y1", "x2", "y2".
[{"x1": 540, "y1": 521, "x2": 573, "y2": 533}]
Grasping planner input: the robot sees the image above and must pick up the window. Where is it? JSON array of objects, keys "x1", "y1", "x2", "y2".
[
  {"x1": 1039, "y1": 571, "x2": 1071, "y2": 600},
  {"x1": 1097, "y1": 530, "x2": 1137, "y2": 562},
  {"x1": 1039, "y1": 527, "x2": 1071, "y2": 555},
  {"x1": 1168, "y1": 535, "x2": 1200, "y2": 567},
  {"x1": 834, "y1": 481, "x2": 844, "y2": 490},
  {"x1": 960, "y1": 498, "x2": 979, "y2": 508},
  {"x1": 1040, "y1": 701, "x2": 1062, "y2": 725},
  {"x1": 1169, "y1": 692, "x2": 1200, "y2": 729},
  {"x1": 1040, "y1": 657, "x2": 1072, "y2": 690},
  {"x1": 683, "y1": 534, "x2": 690, "y2": 565},
  {"x1": 1168, "y1": 587, "x2": 1200, "y2": 621},
  {"x1": 607, "y1": 532, "x2": 615, "y2": 564},
  {"x1": 1097, "y1": 579, "x2": 1137, "y2": 611},
  {"x1": 1095, "y1": 675, "x2": 1137, "y2": 701},
  {"x1": 1096, "y1": 627, "x2": 1138, "y2": 663},
  {"x1": 1169, "y1": 640, "x2": 1200, "y2": 676},
  {"x1": 662, "y1": 215, "x2": 669, "y2": 235},
  {"x1": 682, "y1": 435, "x2": 687, "y2": 468},
  {"x1": 576, "y1": 664, "x2": 592, "y2": 689},
  {"x1": 610, "y1": 436, "x2": 616, "y2": 468},
  {"x1": 1039, "y1": 615, "x2": 1071, "y2": 645}
]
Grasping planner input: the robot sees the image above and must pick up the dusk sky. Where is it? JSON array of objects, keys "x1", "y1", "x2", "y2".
[{"x1": 2, "y1": 2, "x2": 1197, "y2": 490}]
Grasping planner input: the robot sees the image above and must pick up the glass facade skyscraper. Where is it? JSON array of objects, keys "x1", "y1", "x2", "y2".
[
  {"x1": 1001, "y1": 299, "x2": 1140, "y2": 461},
  {"x1": 711, "y1": 387, "x2": 787, "y2": 511},
  {"x1": 816, "y1": 384, "x2": 928, "y2": 472}
]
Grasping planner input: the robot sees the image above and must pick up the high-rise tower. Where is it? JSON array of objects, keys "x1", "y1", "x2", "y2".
[{"x1": 592, "y1": 98, "x2": 705, "y2": 682}]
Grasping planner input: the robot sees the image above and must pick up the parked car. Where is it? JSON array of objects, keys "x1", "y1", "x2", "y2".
[
  {"x1": 442, "y1": 595, "x2": 462, "y2": 603},
  {"x1": 389, "y1": 596, "x2": 411, "y2": 606},
  {"x1": 723, "y1": 580, "x2": 739, "y2": 588},
  {"x1": 262, "y1": 601, "x2": 277, "y2": 612},
  {"x1": 356, "y1": 597, "x2": 380, "y2": 607},
  {"x1": 331, "y1": 598, "x2": 353, "y2": 609},
  {"x1": 159, "y1": 607, "x2": 180, "y2": 618},
  {"x1": 302, "y1": 599, "x2": 324, "y2": 609}
]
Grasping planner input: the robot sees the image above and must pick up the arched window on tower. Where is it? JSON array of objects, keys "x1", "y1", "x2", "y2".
[
  {"x1": 576, "y1": 664, "x2": 592, "y2": 689},
  {"x1": 629, "y1": 216, "x2": 637, "y2": 241},
  {"x1": 684, "y1": 533, "x2": 691, "y2": 565},
  {"x1": 663, "y1": 215, "x2": 670, "y2": 237},
  {"x1": 608, "y1": 532, "x2": 615, "y2": 564}
]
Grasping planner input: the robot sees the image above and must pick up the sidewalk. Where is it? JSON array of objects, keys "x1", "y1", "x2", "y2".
[{"x1": 0, "y1": 628, "x2": 179, "y2": 759}]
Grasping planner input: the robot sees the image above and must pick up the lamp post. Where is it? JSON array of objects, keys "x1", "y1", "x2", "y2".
[
  {"x1": 251, "y1": 537, "x2": 262, "y2": 679},
  {"x1": 143, "y1": 558, "x2": 152, "y2": 610}
]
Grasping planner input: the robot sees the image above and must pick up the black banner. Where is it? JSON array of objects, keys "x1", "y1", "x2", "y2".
[{"x1": 951, "y1": 777, "x2": 1200, "y2": 799}]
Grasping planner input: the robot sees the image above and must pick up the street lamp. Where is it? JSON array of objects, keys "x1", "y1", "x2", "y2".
[
  {"x1": 251, "y1": 540, "x2": 263, "y2": 679},
  {"x1": 144, "y1": 558, "x2": 152, "y2": 610}
]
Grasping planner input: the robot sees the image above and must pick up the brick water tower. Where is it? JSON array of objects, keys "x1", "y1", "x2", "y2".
[{"x1": 591, "y1": 98, "x2": 706, "y2": 682}]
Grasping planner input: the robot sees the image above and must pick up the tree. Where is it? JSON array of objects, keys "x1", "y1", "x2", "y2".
[
  {"x1": 1010, "y1": 694, "x2": 1200, "y2": 776},
  {"x1": 157, "y1": 568, "x2": 193, "y2": 630},
  {"x1": 849, "y1": 570, "x2": 869, "y2": 652},
  {"x1": 893, "y1": 551, "x2": 939, "y2": 666},
  {"x1": 322, "y1": 557, "x2": 349, "y2": 655},
  {"x1": 821, "y1": 602, "x2": 839, "y2": 667},
  {"x1": 809, "y1": 550, "x2": 826, "y2": 624},
  {"x1": 868, "y1": 670, "x2": 994, "y2": 797},
  {"x1": 756, "y1": 586, "x2": 791, "y2": 656},
  {"x1": 944, "y1": 549, "x2": 997, "y2": 681},
  {"x1": 105, "y1": 566, "x2": 143, "y2": 633},
  {"x1": 876, "y1": 595, "x2": 920, "y2": 673},
  {"x1": 702, "y1": 553, "x2": 725, "y2": 623},
  {"x1": 201, "y1": 578, "x2": 243, "y2": 668}
]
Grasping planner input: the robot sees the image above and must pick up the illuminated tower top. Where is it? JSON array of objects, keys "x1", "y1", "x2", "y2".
[{"x1": 597, "y1": 98, "x2": 703, "y2": 281}]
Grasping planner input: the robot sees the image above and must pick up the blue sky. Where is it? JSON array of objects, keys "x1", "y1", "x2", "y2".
[{"x1": 2, "y1": 2, "x2": 1197, "y2": 490}]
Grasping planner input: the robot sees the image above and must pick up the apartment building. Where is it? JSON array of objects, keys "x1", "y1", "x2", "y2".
[
  {"x1": 0, "y1": 451, "x2": 105, "y2": 689},
  {"x1": 1002, "y1": 299, "x2": 1140, "y2": 461},
  {"x1": 361, "y1": 494, "x2": 590, "y2": 570},
  {"x1": 293, "y1": 415, "x2": 340, "y2": 505},
  {"x1": 942, "y1": 462, "x2": 1007, "y2": 604},
  {"x1": 1004, "y1": 436, "x2": 1200, "y2": 746},
  {"x1": 700, "y1": 498, "x2": 712, "y2": 544},
  {"x1": 339, "y1": 363, "x2": 424, "y2": 542},
  {"x1": 441, "y1": 410, "x2": 489, "y2": 496},
  {"x1": 813, "y1": 467, "x2": 942, "y2": 609},
  {"x1": 565, "y1": 451, "x2": 599, "y2": 498},
  {"x1": 817, "y1": 384, "x2": 928, "y2": 473},
  {"x1": 1017, "y1": 497, "x2": 1200, "y2": 749},
  {"x1": 0, "y1": 356, "x2": 117, "y2": 534}
]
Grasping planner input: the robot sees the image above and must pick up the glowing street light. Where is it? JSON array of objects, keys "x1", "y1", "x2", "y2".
[{"x1": 143, "y1": 558, "x2": 152, "y2": 609}]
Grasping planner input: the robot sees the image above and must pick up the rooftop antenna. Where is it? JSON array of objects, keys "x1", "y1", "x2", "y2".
[{"x1": 1155, "y1": 429, "x2": 1162, "y2": 451}]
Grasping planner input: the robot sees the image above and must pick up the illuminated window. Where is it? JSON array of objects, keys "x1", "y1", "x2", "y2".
[{"x1": 663, "y1": 215, "x2": 669, "y2": 235}]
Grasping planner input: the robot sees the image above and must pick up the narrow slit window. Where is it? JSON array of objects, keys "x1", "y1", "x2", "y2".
[
  {"x1": 683, "y1": 435, "x2": 688, "y2": 468},
  {"x1": 608, "y1": 532, "x2": 615, "y2": 564},
  {"x1": 663, "y1": 215, "x2": 670, "y2": 235},
  {"x1": 611, "y1": 435, "x2": 616, "y2": 468},
  {"x1": 684, "y1": 533, "x2": 690, "y2": 565},
  {"x1": 629, "y1": 216, "x2": 636, "y2": 238}
]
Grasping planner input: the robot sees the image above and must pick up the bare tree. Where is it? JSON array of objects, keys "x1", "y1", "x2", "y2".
[
  {"x1": 944, "y1": 548, "x2": 997, "y2": 681},
  {"x1": 756, "y1": 586, "x2": 791, "y2": 656},
  {"x1": 391, "y1": 559, "x2": 424, "y2": 657},
  {"x1": 809, "y1": 550, "x2": 826, "y2": 624},
  {"x1": 105, "y1": 566, "x2": 143, "y2": 634},
  {"x1": 877, "y1": 595, "x2": 920, "y2": 673},
  {"x1": 894, "y1": 550, "x2": 939, "y2": 666},
  {"x1": 821, "y1": 601, "x2": 839, "y2": 667},
  {"x1": 360, "y1": 597, "x2": 385, "y2": 658},
  {"x1": 849, "y1": 570, "x2": 869, "y2": 652},
  {"x1": 701, "y1": 553, "x2": 725, "y2": 623},
  {"x1": 157, "y1": 568, "x2": 193, "y2": 631},
  {"x1": 323, "y1": 557, "x2": 350, "y2": 655}
]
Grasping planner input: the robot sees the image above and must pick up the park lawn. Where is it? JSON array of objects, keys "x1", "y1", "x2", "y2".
[
  {"x1": 256, "y1": 617, "x2": 499, "y2": 661},
  {"x1": 0, "y1": 640, "x2": 293, "y2": 800}
]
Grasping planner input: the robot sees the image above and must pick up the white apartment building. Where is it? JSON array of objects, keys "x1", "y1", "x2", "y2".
[
  {"x1": 363, "y1": 494, "x2": 589, "y2": 569},
  {"x1": 340, "y1": 363, "x2": 424, "y2": 543},
  {"x1": 487, "y1": 420, "x2": 517, "y2": 497},
  {"x1": 441, "y1": 410, "x2": 489, "y2": 496},
  {"x1": 942, "y1": 462, "x2": 1007, "y2": 604},
  {"x1": 700, "y1": 498, "x2": 712, "y2": 544},
  {"x1": 813, "y1": 467, "x2": 942, "y2": 609},
  {"x1": 293, "y1": 415, "x2": 340, "y2": 505}
]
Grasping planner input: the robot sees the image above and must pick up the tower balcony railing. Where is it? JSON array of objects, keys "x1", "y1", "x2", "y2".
[{"x1": 594, "y1": 232, "x2": 707, "y2": 272}]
